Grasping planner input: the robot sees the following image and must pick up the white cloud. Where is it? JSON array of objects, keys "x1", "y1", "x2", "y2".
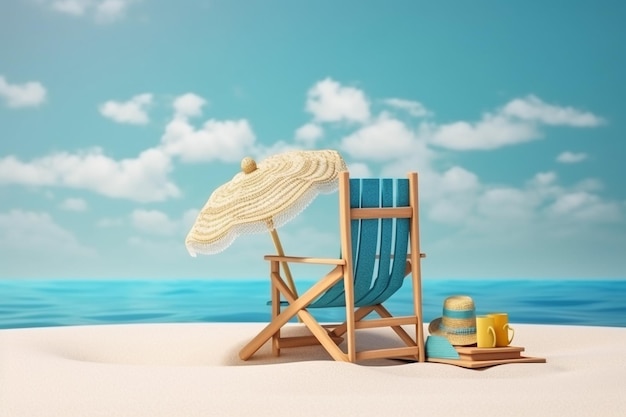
[
  {"x1": 163, "y1": 93, "x2": 255, "y2": 163},
  {"x1": 547, "y1": 192, "x2": 621, "y2": 222},
  {"x1": 0, "y1": 147, "x2": 180, "y2": 202},
  {"x1": 438, "y1": 166, "x2": 481, "y2": 193},
  {"x1": 427, "y1": 199, "x2": 473, "y2": 224},
  {"x1": 306, "y1": 78, "x2": 370, "y2": 123},
  {"x1": 384, "y1": 98, "x2": 432, "y2": 117},
  {"x1": 131, "y1": 208, "x2": 199, "y2": 237},
  {"x1": 60, "y1": 197, "x2": 88, "y2": 211},
  {"x1": 44, "y1": 0, "x2": 137, "y2": 23},
  {"x1": 341, "y1": 115, "x2": 421, "y2": 161},
  {"x1": 173, "y1": 93, "x2": 207, "y2": 119},
  {"x1": 430, "y1": 113, "x2": 540, "y2": 150},
  {"x1": 0, "y1": 75, "x2": 47, "y2": 108},
  {"x1": 425, "y1": 165, "x2": 622, "y2": 229},
  {"x1": 0, "y1": 209, "x2": 96, "y2": 257},
  {"x1": 99, "y1": 93, "x2": 153, "y2": 125},
  {"x1": 95, "y1": 0, "x2": 131, "y2": 23},
  {"x1": 50, "y1": 0, "x2": 90, "y2": 16},
  {"x1": 531, "y1": 171, "x2": 558, "y2": 187},
  {"x1": 424, "y1": 167, "x2": 481, "y2": 223},
  {"x1": 574, "y1": 178, "x2": 604, "y2": 192},
  {"x1": 476, "y1": 187, "x2": 535, "y2": 220},
  {"x1": 131, "y1": 209, "x2": 178, "y2": 236},
  {"x1": 557, "y1": 151, "x2": 588, "y2": 163},
  {"x1": 161, "y1": 116, "x2": 256, "y2": 163},
  {"x1": 96, "y1": 217, "x2": 124, "y2": 228},
  {"x1": 503, "y1": 95, "x2": 604, "y2": 127},
  {"x1": 294, "y1": 123, "x2": 323, "y2": 147},
  {"x1": 430, "y1": 96, "x2": 604, "y2": 151},
  {"x1": 346, "y1": 162, "x2": 372, "y2": 178},
  {"x1": 0, "y1": 91, "x2": 259, "y2": 203},
  {"x1": 251, "y1": 141, "x2": 300, "y2": 162}
]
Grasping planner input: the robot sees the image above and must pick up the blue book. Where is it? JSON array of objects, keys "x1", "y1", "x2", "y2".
[{"x1": 425, "y1": 336, "x2": 460, "y2": 359}]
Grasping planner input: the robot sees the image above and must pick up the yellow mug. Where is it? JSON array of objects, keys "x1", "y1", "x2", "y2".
[
  {"x1": 488, "y1": 313, "x2": 515, "y2": 346},
  {"x1": 476, "y1": 316, "x2": 496, "y2": 348}
]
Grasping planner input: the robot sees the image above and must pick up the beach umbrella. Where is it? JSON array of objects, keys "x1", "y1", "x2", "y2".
[{"x1": 185, "y1": 149, "x2": 347, "y2": 296}]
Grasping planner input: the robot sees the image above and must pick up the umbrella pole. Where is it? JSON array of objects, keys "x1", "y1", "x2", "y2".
[{"x1": 268, "y1": 228, "x2": 299, "y2": 298}]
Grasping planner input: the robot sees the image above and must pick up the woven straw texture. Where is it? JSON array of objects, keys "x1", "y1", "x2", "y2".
[
  {"x1": 185, "y1": 149, "x2": 347, "y2": 256},
  {"x1": 429, "y1": 295, "x2": 478, "y2": 346}
]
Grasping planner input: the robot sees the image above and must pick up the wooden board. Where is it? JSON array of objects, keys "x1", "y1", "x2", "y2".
[
  {"x1": 427, "y1": 355, "x2": 546, "y2": 369},
  {"x1": 455, "y1": 346, "x2": 524, "y2": 361},
  {"x1": 455, "y1": 346, "x2": 524, "y2": 355}
]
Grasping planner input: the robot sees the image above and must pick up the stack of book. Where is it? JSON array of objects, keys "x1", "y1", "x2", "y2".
[{"x1": 425, "y1": 336, "x2": 546, "y2": 369}]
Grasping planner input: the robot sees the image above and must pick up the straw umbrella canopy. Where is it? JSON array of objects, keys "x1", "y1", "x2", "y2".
[{"x1": 185, "y1": 149, "x2": 347, "y2": 295}]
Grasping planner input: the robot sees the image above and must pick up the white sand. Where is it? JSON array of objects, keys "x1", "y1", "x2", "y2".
[{"x1": 1, "y1": 322, "x2": 625, "y2": 417}]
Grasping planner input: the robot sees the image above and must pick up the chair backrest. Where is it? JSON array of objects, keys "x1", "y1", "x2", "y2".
[{"x1": 310, "y1": 171, "x2": 420, "y2": 308}]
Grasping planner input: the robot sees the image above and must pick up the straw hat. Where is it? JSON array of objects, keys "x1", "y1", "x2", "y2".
[
  {"x1": 428, "y1": 295, "x2": 477, "y2": 346},
  {"x1": 185, "y1": 149, "x2": 347, "y2": 256}
]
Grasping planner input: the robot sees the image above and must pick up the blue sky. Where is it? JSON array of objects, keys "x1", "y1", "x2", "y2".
[{"x1": 1, "y1": 0, "x2": 624, "y2": 279}]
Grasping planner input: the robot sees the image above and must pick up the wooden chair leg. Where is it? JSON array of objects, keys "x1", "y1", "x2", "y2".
[
  {"x1": 271, "y1": 277, "x2": 281, "y2": 357},
  {"x1": 239, "y1": 266, "x2": 344, "y2": 361},
  {"x1": 342, "y1": 273, "x2": 356, "y2": 362}
]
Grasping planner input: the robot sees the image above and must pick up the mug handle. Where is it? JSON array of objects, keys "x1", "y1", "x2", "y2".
[
  {"x1": 504, "y1": 323, "x2": 515, "y2": 345},
  {"x1": 489, "y1": 326, "x2": 496, "y2": 348}
]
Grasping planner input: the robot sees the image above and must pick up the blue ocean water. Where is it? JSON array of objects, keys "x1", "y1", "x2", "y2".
[{"x1": 1, "y1": 279, "x2": 625, "y2": 329}]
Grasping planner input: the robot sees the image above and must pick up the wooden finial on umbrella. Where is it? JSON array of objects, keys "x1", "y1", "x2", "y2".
[{"x1": 241, "y1": 157, "x2": 257, "y2": 174}]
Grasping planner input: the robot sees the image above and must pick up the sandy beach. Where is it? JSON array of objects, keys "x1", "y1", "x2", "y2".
[{"x1": 1, "y1": 322, "x2": 625, "y2": 417}]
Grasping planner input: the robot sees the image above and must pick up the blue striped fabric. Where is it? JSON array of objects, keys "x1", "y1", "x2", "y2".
[
  {"x1": 370, "y1": 179, "x2": 409, "y2": 305},
  {"x1": 356, "y1": 178, "x2": 393, "y2": 306},
  {"x1": 310, "y1": 177, "x2": 412, "y2": 309},
  {"x1": 307, "y1": 179, "x2": 363, "y2": 307},
  {"x1": 353, "y1": 179, "x2": 380, "y2": 301}
]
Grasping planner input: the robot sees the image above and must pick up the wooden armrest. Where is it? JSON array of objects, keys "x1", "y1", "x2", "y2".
[{"x1": 263, "y1": 255, "x2": 346, "y2": 265}]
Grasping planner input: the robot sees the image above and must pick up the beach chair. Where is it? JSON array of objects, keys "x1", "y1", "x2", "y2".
[{"x1": 239, "y1": 171, "x2": 426, "y2": 363}]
